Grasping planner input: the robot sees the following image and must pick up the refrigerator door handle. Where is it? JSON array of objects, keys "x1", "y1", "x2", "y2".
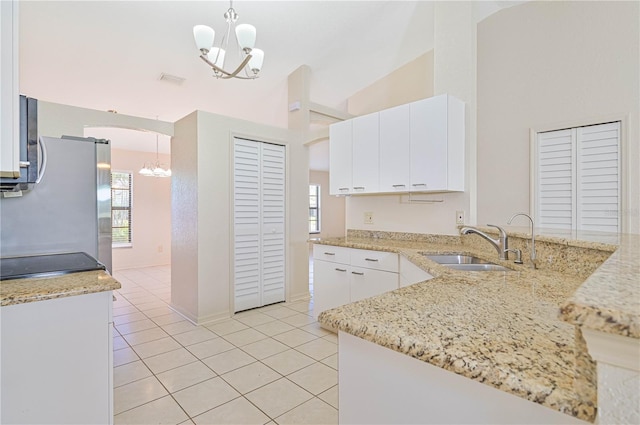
[{"x1": 35, "y1": 137, "x2": 48, "y2": 184}]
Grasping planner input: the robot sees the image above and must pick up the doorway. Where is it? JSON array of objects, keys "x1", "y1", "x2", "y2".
[{"x1": 84, "y1": 127, "x2": 172, "y2": 273}]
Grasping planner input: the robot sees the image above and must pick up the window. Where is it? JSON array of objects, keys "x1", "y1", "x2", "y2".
[
  {"x1": 534, "y1": 121, "x2": 620, "y2": 233},
  {"x1": 111, "y1": 171, "x2": 132, "y2": 246},
  {"x1": 309, "y1": 184, "x2": 320, "y2": 233}
]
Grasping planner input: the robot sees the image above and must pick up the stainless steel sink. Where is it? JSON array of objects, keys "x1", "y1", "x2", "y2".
[
  {"x1": 422, "y1": 254, "x2": 489, "y2": 265},
  {"x1": 420, "y1": 253, "x2": 512, "y2": 272},
  {"x1": 444, "y1": 264, "x2": 512, "y2": 272}
]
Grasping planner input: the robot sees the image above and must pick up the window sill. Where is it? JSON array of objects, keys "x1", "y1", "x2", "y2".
[{"x1": 113, "y1": 243, "x2": 132, "y2": 249}]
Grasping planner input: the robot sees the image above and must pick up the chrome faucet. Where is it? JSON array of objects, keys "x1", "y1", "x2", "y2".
[
  {"x1": 507, "y1": 212, "x2": 536, "y2": 266},
  {"x1": 460, "y1": 225, "x2": 509, "y2": 260}
]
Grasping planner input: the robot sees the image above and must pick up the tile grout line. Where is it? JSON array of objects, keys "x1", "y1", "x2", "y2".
[{"x1": 113, "y1": 266, "x2": 333, "y2": 424}]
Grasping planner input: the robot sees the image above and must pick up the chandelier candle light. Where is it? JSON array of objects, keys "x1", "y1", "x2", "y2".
[
  {"x1": 193, "y1": 0, "x2": 264, "y2": 79},
  {"x1": 139, "y1": 133, "x2": 171, "y2": 178}
]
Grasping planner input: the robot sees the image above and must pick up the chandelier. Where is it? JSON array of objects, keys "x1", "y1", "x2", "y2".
[
  {"x1": 193, "y1": 0, "x2": 264, "y2": 79},
  {"x1": 139, "y1": 133, "x2": 171, "y2": 178}
]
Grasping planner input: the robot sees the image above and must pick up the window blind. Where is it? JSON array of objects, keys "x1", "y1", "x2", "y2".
[{"x1": 111, "y1": 171, "x2": 132, "y2": 245}]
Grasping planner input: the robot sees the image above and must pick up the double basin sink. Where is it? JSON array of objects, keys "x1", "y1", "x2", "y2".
[{"x1": 421, "y1": 254, "x2": 512, "y2": 272}]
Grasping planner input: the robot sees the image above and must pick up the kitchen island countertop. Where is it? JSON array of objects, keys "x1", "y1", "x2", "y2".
[{"x1": 314, "y1": 230, "x2": 638, "y2": 422}]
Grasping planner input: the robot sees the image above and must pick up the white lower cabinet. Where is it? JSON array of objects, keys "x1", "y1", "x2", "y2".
[
  {"x1": 1, "y1": 291, "x2": 114, "y2": 425},
  {"x1": 350, "y1": 267, "x2": 398, "y2": 302},
  {"x1": 314, "y1": 259, "x2": 351, "y2": 319},
  {"x1": 313, "y1": 245, "x2": 400, "y2": 319}
]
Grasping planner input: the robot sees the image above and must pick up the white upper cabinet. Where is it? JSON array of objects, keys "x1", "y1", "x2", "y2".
[
  {"x1": 379, "y1": 104, "x2": 411, "y2": 193},
  {"x1": 329, "y1": 119, "x2": 353, "y2": 195},
  {"x1": 329, "y1": 94, "x2": 465, "y2": 196},
  {"x1": 0, "y1": 0, "x2": 20, "y2": 178},
  {"x1": 351, "y1": 112, "x2": 379, "y2": 194},
  {"x1": 410, "y1": 94, "x2": 465, "y2": 192}
]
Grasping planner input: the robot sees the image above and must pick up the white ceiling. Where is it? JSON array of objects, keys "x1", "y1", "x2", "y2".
[
  {"x1": 19, "y1": 0, "x2": 438, "y2": 127},
  {"x1": 18, "y1": 1, "x2": 518, "y2": 164}
]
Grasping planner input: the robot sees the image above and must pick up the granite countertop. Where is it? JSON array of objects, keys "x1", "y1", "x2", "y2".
[
  {"x1": 559, "y1": 232, "x2": 640, "y2": 338},
  {"x1": 313, "y1": 231, "x2": 639, "y2": 422},
  {"x1": 1, "y1": 270, "x2": 121, "y2": 307}
]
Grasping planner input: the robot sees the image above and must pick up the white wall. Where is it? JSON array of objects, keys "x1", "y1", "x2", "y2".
[
  {"x1": 345, "y1": 3, "x2": 478, "y2": 237},
  {"x1": 309, "y1": 170, "x2": 345, "y2": 238},
  {"x1": 476, "y1": 0, "x2": 640, "y2": 233},
  {"x1": 172, "y1": 111, "x2": 307, "y2": 325},
  {"x1": 110, "y1": 148, "x2": 171, "y2": 270},
  {"x1": 37, "y1": 101, "x2": 173, "y2": 139}
]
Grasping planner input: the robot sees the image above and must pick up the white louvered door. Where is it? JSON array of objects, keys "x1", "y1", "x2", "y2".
[
  {"x1": 536, "y1": 129, "x2": 575, "y2": 230},
  {"x1": 260, "y1": 143, "x2": 286, "y2": 306},
  {"x1": 233, "y1": 138, "x2": 285, "y2": 312},
  {"x1": 535, "y1": 122, "x2": 620, "y2": 233},
  {"x1": 576, "y1": 123, "x2": 620, "y2": 232}
]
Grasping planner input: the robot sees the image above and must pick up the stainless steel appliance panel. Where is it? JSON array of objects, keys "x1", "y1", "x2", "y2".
[{"x1": 0, "y1": 136, "x2": 110, "y2": 271}]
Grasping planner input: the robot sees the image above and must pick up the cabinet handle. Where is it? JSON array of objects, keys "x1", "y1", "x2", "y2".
[
  {"x1": 364, "y1": 258, "x2": 379, "y2": 262},
  {"x1": 351, "y1": 271, "x2": 365, "y2": 276},
  {"x1": 412, "y1": 183, "x2": 427, "y2": 187},
  {"x1": 353, "y1": 186, "x2": 365, "y2": 190},
  {"x1": 323, "y1": 252, "x2": 336, "y2": 256},
  {"x1": 392, "y1": 184, "x2": 406, "y2": 188},
  {"x1": 339, "y1": 187, "x2": 349, "y2": 191},
  {"x1": 335, "y1": 268, "x2": 347, "y2": 272}
]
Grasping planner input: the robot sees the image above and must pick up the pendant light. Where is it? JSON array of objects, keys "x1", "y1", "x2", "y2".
[
  {"x1": 139, "y1": 132, "x2": 171, "y2": 178},
  {"x1": 193, "y1": 0, "x2": 264, "y2": 79}
]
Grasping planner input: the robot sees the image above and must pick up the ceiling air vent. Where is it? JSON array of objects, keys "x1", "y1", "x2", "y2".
[{"x1": 159, "y1": 73, "x2": 186, "y2": 86}]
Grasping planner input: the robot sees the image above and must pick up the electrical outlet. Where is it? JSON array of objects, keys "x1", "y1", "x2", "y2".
[
  {"x1": 158, "y1": 245, "x2": 163, "y2": 253},
  {"x1": 456, "y1": 210, "x2": 465, "y2": 225},
  {"x1": 364, "y1": 212, "x2": 374, "y2": 225}
]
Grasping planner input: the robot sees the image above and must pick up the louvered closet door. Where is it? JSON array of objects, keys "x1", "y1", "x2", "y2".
[
  {"x1": 233, "y1": 139, "x2": 285, "y2": 312},
  {"x1": 536, "y1": 129, "x2": 575, "y2": 230},
  {"x1": 234, "y1": 140, "x2": 262, "y2": 312},
  {"x1": 576, "y1": 122, "x2": 620, "y2": 232},
  {"x1": 260, "y1": 143, "x2": 286, "y2": 305},
  {"x1": 536, "y1": 122, "x2": 620, "y2": 233}
]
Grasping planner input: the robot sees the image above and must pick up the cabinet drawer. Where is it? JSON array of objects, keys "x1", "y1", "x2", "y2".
[
  {"x1": 313, "y1": 244, "x2": 350, "y2": 264},
  {"x1": 350, "y1": 249, "x2": 398, "y2": 273}
]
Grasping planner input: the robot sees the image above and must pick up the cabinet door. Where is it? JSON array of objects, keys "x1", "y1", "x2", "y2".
[
  {"x1": 379, "y1": 104, "x2": 411, "y2": 193},
  {"x1": 329, "y1": 120, "x2": 352, "y2": 195},
  {"x1": 350, "y1": 267, "x2": 398, "y2": 302},
  {"x1": 1, "y1": 292, "x2": 112, "y2": 425},
  {"x1": 314, "y1": 259, "x2": 351, "y2": 320},
  {"x1": 0, "y1": 0, "x2": 20, "y2": 178},
  {"x1": 351, "y1": 112, "x2": 379, "y2": 194},
  {"x1": 410, "y1": 96, "x2": 448, "y2": 191}
]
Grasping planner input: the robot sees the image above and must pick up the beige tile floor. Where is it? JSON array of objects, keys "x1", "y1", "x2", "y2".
[{"x1": 112, "y1": 265, "x2": 337, "y2": 425}]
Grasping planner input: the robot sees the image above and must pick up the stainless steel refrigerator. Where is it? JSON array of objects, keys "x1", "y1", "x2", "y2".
[{"x1": 0, "y1": 136, "x2": 112, "y2": 272}]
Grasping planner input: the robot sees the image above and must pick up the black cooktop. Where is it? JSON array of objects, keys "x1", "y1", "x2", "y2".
[{"x1": 0, "y1": 252, "x2": 106, "y2": 280}]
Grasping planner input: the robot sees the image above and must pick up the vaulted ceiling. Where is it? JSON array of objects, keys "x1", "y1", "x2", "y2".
[{"x1": 18, "y1": 1, "x2": 517, "y2": 159}]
